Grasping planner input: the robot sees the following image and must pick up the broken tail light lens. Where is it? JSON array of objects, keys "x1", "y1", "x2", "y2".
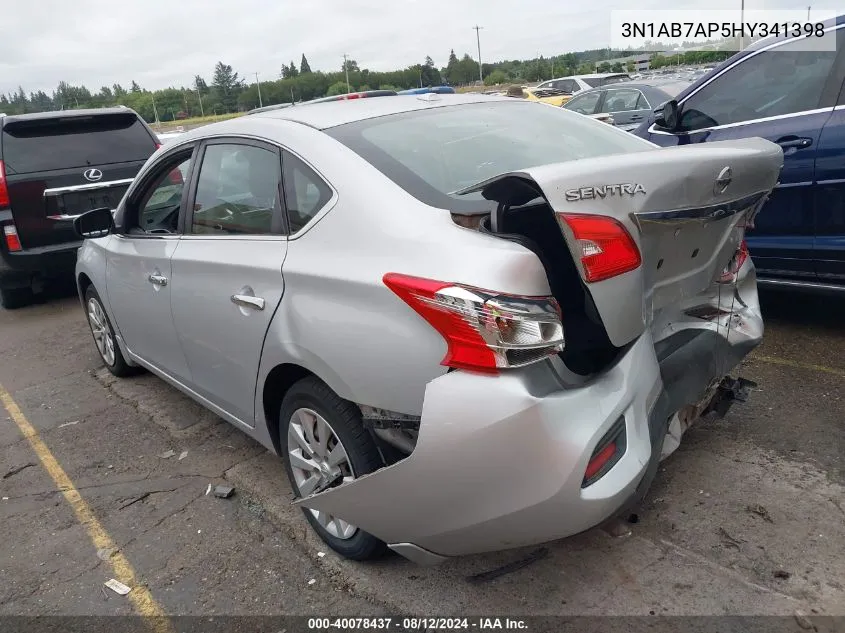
[
  {"x1": 383, "y1": 273, "x2": 565, "y2": 374},
  {"x1": 718, "y1": 240, "x2": 749, "y2": 284},
  {"x1": 3, "y1": 224, "x2": 22, "y2": 252},
  {"x1": 558, "y1": 213, "x2": 642, "y2": 283}
]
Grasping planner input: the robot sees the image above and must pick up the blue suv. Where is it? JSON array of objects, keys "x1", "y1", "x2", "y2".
[{"x1": 635, "y1": 18, "x2": 845, "y2": 293}]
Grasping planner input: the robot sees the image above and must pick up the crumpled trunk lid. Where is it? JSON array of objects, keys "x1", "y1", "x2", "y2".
[{"x1": 457, "y1": 137, "x2": 783, "y2": 347}]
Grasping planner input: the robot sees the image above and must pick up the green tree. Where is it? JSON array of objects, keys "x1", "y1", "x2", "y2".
[
  {"x1": 610, "y1": 62, "x2": 624, "y2": 72},
  {"x1": 211, "y1": 61, "x2": 242, "y2": 112},
  {"x1": 342, "y1": 58, "x2": 359, "y2": 73},
  {"x1": 326, "y1": 81, "x2": 349, "y2": 96},
  {"x1": 300, "y1": 54, "x2": 311, "y2": 74},
  {"x1": 194, "y1": 76, "x2": 208, "y2": 95},
  {"x1": 597, "y1": 62, "x2": 611, "y2": 72},
  {"x1": 113, "y1": 83, "x2": 127, "y2": 97},
  {"x1": 484, "y1": 69, "x2": 508, "y2": 86},
  {"x1": 445, "y1": 49, "x2": 460, "y2": 83},
  {"x1": 130, "y1": 80, "x2": 142, "y2": 93}
]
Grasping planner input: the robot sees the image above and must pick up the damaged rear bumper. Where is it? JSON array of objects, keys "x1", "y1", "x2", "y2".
[{"x1": 296, "y1": 268, "x2": 764, "y2": 562}]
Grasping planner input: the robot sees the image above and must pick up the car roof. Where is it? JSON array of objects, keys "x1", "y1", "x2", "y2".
[
  {"x1": 247, "y1": 93, "x2": 508, "y2": 130},
  {"x1": 1, "y1": 107, "x2": 136, "y2": 125}
]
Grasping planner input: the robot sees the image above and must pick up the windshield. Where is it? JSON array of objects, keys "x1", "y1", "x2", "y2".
[{"x1": 327, "y1": 101, "x2": 652, "y2": 212}]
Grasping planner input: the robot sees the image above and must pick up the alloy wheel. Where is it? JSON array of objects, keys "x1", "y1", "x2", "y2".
[{"x1": 287, "y1": 407, "x2": 357, "y2": 539}]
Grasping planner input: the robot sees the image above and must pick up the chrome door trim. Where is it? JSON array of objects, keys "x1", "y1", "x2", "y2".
[
  {"x1": 648, "y1": 107, "x2": 834, "y2": 136},
  {"x1": 632, "y1": 190, "x2": 768, "y2": 225},
  {"x1": 43, "y1": 178, "x2": 134, "y2": 197}
]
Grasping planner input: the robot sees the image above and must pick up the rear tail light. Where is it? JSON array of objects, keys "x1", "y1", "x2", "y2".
[
  {"x1": 3, "y1": 224, "x2": 22, "y2": 252},
  {"x1": 718, "y1": 240, "x2": 749, "y2": 284},
  {"x1": 558, "y1": 214, "x2": 641, "y2": 282},
  {"x1": 0, "y1": 160, "x2": 10, "y2": 208},
  {"x1": 383, "y1": 273, "x2": 565, "y2": 374}
]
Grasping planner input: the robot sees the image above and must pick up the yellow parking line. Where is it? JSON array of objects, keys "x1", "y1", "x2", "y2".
[
  {"x1": 0, "y1": 384, "x2": 173, "y2": 633},
  {"x1": 754, "y1": 355, "x2": 845, "y2": 379}
]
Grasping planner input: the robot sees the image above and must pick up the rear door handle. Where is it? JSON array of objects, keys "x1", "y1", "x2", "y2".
[
  {"x1": 148, "y1": 274, "x2": 168, "y2": 287},
  {"x1": 776, "y1": 136, "x2": 812, "y2": 149},
  {"x1": 231, "y1": 294, "x2": 265, "y2": 311}
]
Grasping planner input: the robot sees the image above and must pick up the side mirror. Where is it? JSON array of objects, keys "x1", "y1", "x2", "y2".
[
  {"x1": 73, "y1": 207, "x2": 114, "y2": 240},
  {"x1": 654, "y1": 99, "x2": 680, "y2": 131}
]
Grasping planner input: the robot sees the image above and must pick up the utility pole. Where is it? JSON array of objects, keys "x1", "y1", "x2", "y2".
[
  {"x1": 343, "y1": 53, "x2": 351, "y2": 94},
  {"x1": 195, "y1": 83, "x2": 204, "y2": 117},
  {"x1": 807, "y1": 6, "x2": 811, "y2": 20},
  {"x1": 472, "y1": 25, "x2": 484, "y2": 84},
  {"x1": 151, "y1": 93, "x2": 160, "y2": 126},
  {"x1": 254, "y1": 71, "x2": 263, "y2": 108},
  {"x1": 739, "y1": 0, "x2": 745, "y2": 50}
]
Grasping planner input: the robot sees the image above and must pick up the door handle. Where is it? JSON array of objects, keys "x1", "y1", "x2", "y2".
[
  {"x1": 231, "y1": 294, "x2": 265, "y2": 311},
  {"x1": 775, "y1": 136, "x2": 812, "y2": 149},
  {"x1": 148, "y1": 273, "x2": 168, "y2": 287}
]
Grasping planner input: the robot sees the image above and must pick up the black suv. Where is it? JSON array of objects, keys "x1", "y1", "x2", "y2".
[{"x1": 0, "y1": 107, "x2": 159, "y2": 308}]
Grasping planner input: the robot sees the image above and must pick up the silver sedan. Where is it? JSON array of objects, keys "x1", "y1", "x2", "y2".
[{"x1": 73, "y1": 94, "x2": 783, "y2": 563}]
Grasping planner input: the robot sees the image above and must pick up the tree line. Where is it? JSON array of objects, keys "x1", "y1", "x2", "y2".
[{"x1": 0, "y1": 45, "x2": 734, "y2": 123}]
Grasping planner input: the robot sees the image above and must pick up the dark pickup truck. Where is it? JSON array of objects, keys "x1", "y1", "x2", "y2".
[{"x1": 0, "y1": 107, "x2": 159, "y2": 308}]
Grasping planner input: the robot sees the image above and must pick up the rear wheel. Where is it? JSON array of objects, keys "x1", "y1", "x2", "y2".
[
  {"x1": 279, "y1": 376, "x2": 387, "y2": 561},
  {"x1": 0, "y1": 286, "x2": 34, "y2": 310},
  {"x1": 84, "y1": 286, "x2": 138, "y2": 377}
]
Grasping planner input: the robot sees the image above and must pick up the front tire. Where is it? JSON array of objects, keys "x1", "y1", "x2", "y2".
[
  {"x1": 84, "y1": 286, "x2": 139, "y2": 377},
  {"x1": 280, "y1": 376, "x2": 387, "y2": 561}
]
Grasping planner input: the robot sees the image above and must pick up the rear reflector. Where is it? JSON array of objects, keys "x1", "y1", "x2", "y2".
[
  {"x1": 383, "y1": 273, "x2": 564, "y2": 374},
  {"x1": 3, "y1": 224, "x2": 22, "y2": 252},
  {"x1": 584, "y1": 442, "x2": 617, "y2": 480},
  {"x1": 582, "y1": 415, "x2": 626, "y2": 487},
  {"x1": 0, "y1": 160, "x2": 10, "y2": 208},
  {"x1": 558, "y1": 214, "x2": 641, "y2": 283}
]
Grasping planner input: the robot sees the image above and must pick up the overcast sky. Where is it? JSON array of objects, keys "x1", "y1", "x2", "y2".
[{"x1": 2, "y1": 0, "x2": 842, "y2": 95}]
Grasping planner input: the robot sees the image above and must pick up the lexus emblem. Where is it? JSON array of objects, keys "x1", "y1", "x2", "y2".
[
  {"x1": 714, "y1": 166, "x2": 732, "y2": 195},
  {"x1": 83, "y1": 168, "x2": 103, "y2": 182}
]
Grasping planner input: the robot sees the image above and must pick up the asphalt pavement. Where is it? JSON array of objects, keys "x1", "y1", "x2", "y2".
[{"x1": 1, "y1": 285, "x2": 844, "y2": 625}]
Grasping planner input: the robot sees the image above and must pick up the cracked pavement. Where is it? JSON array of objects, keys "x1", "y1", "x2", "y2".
[{"x1": 0, "y1": 288, "x2": 844, "y2": 618}]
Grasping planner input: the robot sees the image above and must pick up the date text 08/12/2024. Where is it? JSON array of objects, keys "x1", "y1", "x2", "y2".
[{"x1": 307, "y1": 617, "x2": 529, "y2": 630}]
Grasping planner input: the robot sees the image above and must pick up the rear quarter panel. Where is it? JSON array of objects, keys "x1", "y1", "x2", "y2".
[{"x1": 253, "y1": 122, "x2": 552, "y2": 420}]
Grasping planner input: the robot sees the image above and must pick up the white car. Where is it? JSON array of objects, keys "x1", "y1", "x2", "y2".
[{"x1": 536, "y1": 73, "x2": 631, "y2": 96}]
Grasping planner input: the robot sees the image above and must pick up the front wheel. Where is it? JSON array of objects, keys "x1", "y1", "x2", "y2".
[
  {"x1": 84, "y1": 286, "x2": 139, "y2": 377},
  {"x1": 280, "y1": 376, "x2": 387, "y2": 561}
]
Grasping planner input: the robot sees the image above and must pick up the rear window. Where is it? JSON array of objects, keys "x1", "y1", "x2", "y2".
[
  {"x1": 583, "y1": 75, "x2": 630, "y2": 88},
  {"x1": 1, "y1": 113, "x2": 155, "y2": 174},
  {"x1": 327, "y1": 101, "x2": 652, "y2": 212}
]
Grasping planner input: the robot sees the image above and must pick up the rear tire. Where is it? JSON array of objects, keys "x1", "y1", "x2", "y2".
[
  {"x1": 279, "y1": 376, "x2": 387, "y2": 561},
  {"x1": 0, "y1": 286, "x2": 34, "y2": 310},
  {"x1": 84, "y1": 286, "x2": 139, "y2": 377}
]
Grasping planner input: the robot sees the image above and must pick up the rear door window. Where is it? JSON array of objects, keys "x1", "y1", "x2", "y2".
[
  {"x1": 1, "y1": 113, "x2": 156, "y2": 174},
  {"x1": 283, "y1": 152, "x2": 333, "y2": 233}
]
